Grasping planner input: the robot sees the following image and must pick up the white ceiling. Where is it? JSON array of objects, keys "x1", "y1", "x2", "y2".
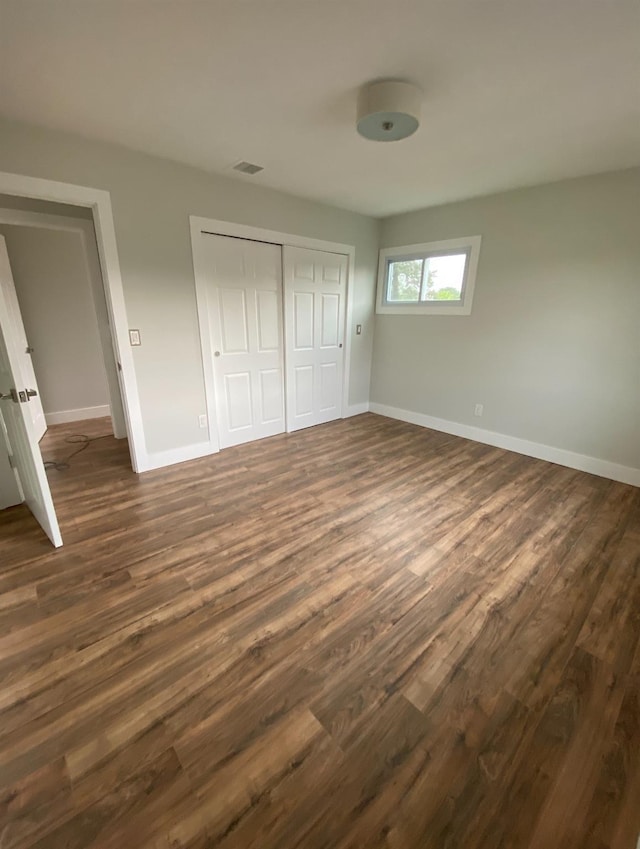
[{"x1": 1, "y1": 0, "x2": 639, "y2": 217}]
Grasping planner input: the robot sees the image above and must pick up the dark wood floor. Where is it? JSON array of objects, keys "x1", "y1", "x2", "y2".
[{"x1": 0, "y1": 413, "x2": 639, "y2": 848}]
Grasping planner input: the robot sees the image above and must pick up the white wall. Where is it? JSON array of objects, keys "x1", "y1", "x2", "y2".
[
  {"x1": 4, "y1": 120, "x2": 633, "y2": 483},
  {"x1": 0, "y1": 223, "x2": 110, "y2": 420},
  {"x1": 0, "y1": 119, "x2": 380, "y2": 457},
  {"x1": 373, "y1": 168, "x2": 640, "y2": 475}
]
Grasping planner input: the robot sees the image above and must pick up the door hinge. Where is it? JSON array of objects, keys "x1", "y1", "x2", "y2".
[{"x1": 7, "y1": 453, "x2": 16, "y2": 469}]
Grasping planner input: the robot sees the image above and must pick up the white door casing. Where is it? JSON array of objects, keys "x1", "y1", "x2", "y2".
[
  {"x1": 202, "y1": 234, "x2": 285, "y2": 449},
  {"x1": 0, "y1": 237, "x2": 62, "y2": 546},
  {"x1": 283, "y1": 246, "x2": 347, "y2": 432},
  {"x1": 0, "y1": 252, "x2": 46, "y2": 440},
  {"x1": 0, "y1": 171, "x2": 145, "y2": 472}
]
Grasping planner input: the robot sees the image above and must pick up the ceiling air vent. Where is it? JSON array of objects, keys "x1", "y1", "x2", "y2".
[{"x1": 232, "y1": 161, "x2": 264, "y2": 175}]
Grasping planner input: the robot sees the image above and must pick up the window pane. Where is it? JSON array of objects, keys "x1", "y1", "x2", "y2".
[
  {"x1": 386, "y1": 259, "x2": 423, "y2": 302},
  {"x1": 421, "y1": 253, "x2": 467, "y2": 301}
]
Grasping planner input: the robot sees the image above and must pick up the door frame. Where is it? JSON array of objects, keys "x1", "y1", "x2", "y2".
[
  {"x1": 0, "y1": 171, "x2": 146, "y2": 472},
  {"x1": 189, "y1": 216, "x2": 356, "y2": 455},
  {"x1": 0, "y1": 207, "x2": 127, "y2": 438}
]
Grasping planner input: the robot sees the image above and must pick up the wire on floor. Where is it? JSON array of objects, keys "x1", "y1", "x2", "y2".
[{"x1": 43, "y1": 434, "x2": 111, "y2": 472}]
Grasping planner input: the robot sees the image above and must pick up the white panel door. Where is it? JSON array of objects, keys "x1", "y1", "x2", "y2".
[
  {"x1": 0, "y1": 247, "x2": 46, "y2": 441},
  {"x1": 203, "y1": 234, "x2": 285, "y2": 449},
  {"x1": 0, "y1": 237, "x2": 62, "y2": 546},
  {"x1": 283, "y1": 246, "x2": 347, "y2": 432}
]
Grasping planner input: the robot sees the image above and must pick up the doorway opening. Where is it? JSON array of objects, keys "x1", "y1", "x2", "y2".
[{"x1": 0, "y1": 193, "x2": 133, "y2": 546}]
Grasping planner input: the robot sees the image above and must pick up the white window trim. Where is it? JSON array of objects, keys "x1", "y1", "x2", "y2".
[{"x1": 376, "y1": 235, "x2": 482, "y2": 316}]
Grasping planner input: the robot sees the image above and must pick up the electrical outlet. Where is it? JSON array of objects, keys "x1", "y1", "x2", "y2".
[
  {"x1": 474, "y1": 403, "x2": 483, "y2": 417},
  {"x1": 356, "y1": 324, "x2": 362, "y2": 335},
  {"x1": 198, "y1": 414, "x2": 208, "y2": 429}
]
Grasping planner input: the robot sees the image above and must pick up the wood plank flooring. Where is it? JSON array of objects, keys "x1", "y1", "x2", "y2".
[{"x1": 0, "y1": 413, "x2": 639, "y2": 848}]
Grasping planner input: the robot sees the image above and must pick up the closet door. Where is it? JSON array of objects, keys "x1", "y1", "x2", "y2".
[
  {"x1": 202, "y1": 234, "x2": 284, "y2": 448},
  {"x1": 283, "y1": 246, "x2": 346, "y2": 432}
]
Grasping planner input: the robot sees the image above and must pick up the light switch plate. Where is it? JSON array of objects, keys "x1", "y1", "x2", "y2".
[
  {"x1": 356, "y1": 324, "x2": 362, "y2": 335},
  {"x1": 129, "y1": 329, "x2": 141, "y2": 346}
]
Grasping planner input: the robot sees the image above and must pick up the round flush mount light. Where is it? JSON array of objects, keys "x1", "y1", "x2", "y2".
[{"x1": 357, "y1": 80, "x2": 422, "y2": 142}]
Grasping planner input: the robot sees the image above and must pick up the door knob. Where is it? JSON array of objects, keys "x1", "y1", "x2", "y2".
[
  {"x1": 0, "y1": 389, "x2": 20, "y2": 403},
  {"x1": 1, "y1": 389, "x2": 37, "y2": 403},
  {"x1": 214, "y1": 351, "x2": 221, "y2": 357}
]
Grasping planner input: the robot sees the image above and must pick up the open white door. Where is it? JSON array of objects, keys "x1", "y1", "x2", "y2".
[
  {"x1": 0, "y1": 237, "x2": 62, "y2": 547},
  {"x1": 283, "y1": 246, "x2": 347, "y2": 432},
  {"x1": 0, "y1": 246, "x2": 46, "y2": 440}
]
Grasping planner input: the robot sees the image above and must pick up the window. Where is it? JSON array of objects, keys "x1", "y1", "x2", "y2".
[{"x1": 376, "y1": 236, "x2": 481, "y2": 315}]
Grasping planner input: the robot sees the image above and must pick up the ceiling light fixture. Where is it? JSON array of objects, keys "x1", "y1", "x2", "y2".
[{"x1": 356, "y1": 80, "x2": 422, "y2": 142}]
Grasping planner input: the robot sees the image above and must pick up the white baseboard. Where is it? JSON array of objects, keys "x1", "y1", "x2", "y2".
[
  {"x1": 369, "y1": 402, "x2": 640, "y2": 488},
  {"x1": 140, "y1": 441, "x2": 217, "y2": 472},
  {"x1": 141, "y1": 407, "x2": 372, "y2": 472},
  {"x1": 345, "y1": 402, "x2": 370, "y2": 417},
  {"x1": 45, "y1": 404, "x2": 111, "y2": 426}
]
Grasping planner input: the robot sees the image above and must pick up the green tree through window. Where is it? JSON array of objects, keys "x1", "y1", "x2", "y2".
[{"x1": 388, "y1": 259, "x2": 422, "y2": 301}]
